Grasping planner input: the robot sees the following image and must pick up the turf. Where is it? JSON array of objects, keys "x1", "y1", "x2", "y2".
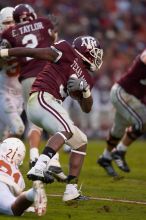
[{"x1": 1, "y1": 140, "x2": 146, "y2": 220}]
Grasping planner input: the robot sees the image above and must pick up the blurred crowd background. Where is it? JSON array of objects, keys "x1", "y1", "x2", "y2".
[{"x1": 1, "y1": 0, "x2": 146, "y2": 139}]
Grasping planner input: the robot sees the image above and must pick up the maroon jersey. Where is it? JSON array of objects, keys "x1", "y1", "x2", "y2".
[
  {"x1": 31, "y1": 40, "x2": 94, "y2": 101},
  {"x1": 2, "y1": 17, "x2": 55, "y2": 82},
  {"x1": 118, "y1": 54, "x2": 146, "y2": 104}
]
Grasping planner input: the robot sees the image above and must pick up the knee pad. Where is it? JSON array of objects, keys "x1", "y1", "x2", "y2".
[
  {"x1": 126, "y1": 126, "x2": 143, "y2": 140},
  {"x1": 66, "y1": 126, "x2": 87, "y2": 150},
  {"x1": 106, "y1": 133, "x2": 120, "y2": 147},
  {"x1": 71, "y1": 149, "x2": 87, "y2": 155}
]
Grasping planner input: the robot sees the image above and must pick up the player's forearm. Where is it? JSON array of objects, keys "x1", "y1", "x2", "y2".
[
  {"x1": 0, "y1": 48, "x2": 56, "y2": 61},
  {"x1": 79, "y1": 96, "x2": 93, "y2": 113}
]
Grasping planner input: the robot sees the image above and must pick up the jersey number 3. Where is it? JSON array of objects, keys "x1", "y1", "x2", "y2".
[{"x1": 22, "y1": 33, "x2": 38, "y2": 61}]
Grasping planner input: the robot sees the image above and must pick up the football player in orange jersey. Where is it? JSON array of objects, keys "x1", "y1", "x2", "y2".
[
  {"x1": 0, "y1": 137, "x2": 47, "y2": 216},
  {"x1": 0, "y1": 7, "x2": 24, "y2": 139}
]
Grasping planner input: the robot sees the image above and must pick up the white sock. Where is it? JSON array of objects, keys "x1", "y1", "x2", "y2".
[
  {"x1": 48, "y1": 152, "x2": 61, "y2": 167},
  {"x1": 102, "y1": 149, "x2": 112, "y2": 160},
  {"x1": 30, "y1": 148, "x2": 39, "y2": 162},
  {"x1": 24, "y1": 189, "x2": 35, "y2": 202},
  {"x1": 117, "y1": 142, "x2": 127, "y2": 152},
  {"x1": 52, "y1": 152, "x2": 59, "y2": 160}
]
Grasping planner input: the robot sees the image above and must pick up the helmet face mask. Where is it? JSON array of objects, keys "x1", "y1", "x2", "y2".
[
  {"x1": 0, "y1": 138, "x2": 26, "y2": 166},
  {"x1": 13, "y1": 4, "x2": 37, "y2": 24},
  {"x1": 72, "y1": 36, "x2": 103, "y2": 72}
]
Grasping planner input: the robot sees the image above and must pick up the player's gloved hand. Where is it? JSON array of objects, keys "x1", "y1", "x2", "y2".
[{"x1": 67, "y1": 77, "x2": 89, "y2": 93}]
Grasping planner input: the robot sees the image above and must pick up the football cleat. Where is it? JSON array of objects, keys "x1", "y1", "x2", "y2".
[
  {"x1": 48, "y1": 154, "x2": 67, "y2": 182},
  {"x1": 27, "y1": 165, "x2": 54, "y2": 184},
  {"x1": 63, "y1": 183, "x2": 88, "y2": 206},
  {"x1": 33, "y1": 180, "x2": 47, "y2": 216},
  {"x1": 111, "y1": 150, "x2": 130, "y2": 172},
  {"x1": 48, "y1": 165, "x2": 67, "y2": 182},
  {"x1": 63, "y1": 184, "x2": 81, "y2": 202},
  {"x1": 97, "y1": 156, "x2": 118, "y2": 177}
]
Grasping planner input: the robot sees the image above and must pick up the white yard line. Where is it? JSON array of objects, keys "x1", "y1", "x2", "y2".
[{"x1": 47, "y1": 194, "x2": 146, "y2": 205}]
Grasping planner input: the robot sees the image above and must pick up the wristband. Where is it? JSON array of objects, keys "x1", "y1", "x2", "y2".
[
  {"x1": 0, "y1": 49, "x2": 9, "y2": 57},
  {"x1": 83, "y1": 89, "x2": 91, "y2": 98}
]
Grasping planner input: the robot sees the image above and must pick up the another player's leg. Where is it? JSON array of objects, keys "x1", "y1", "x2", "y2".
[
  {"x1": 28, "y1": 126, "x2": 42, "y2": 168},
  {"x1": 111, "y1": 126, "x2": 142, "y2": 172},
  {"x1": 63, "y1": 146, "x2": 88, "y2": 203},
  {"x1": 62, "y1": 127, "x2": 88, "y2": 202},
  {"x1": 0, "y1": 93, "x2": 25, "y2": 139},
  {"x1": 97, "y1": 133, "x2": 120, "y2": 177},
  {"x1": 27, "y1": 131, "x2": 71, "y2": 182},
  {"x1": 11, "y1": 181, "x2": 47, "y2": 216}
]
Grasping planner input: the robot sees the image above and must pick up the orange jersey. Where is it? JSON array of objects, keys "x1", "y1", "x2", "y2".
[{"x1": 0, "y1": 156, "x2": 25, "y2": 195}]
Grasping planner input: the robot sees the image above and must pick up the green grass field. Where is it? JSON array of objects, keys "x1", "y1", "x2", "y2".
[{"x1": 1, "y1": 140, "x2": 146, "y2": 220}]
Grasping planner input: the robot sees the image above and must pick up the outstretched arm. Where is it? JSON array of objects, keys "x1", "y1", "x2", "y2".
[{"x1": 0, "y1": 47, "x2": 59, "y2": 62}]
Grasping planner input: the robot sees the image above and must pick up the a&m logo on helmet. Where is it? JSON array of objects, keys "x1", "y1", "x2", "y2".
[{"x1": 81, "y1": 36, "x2": 98, "y2": 50}]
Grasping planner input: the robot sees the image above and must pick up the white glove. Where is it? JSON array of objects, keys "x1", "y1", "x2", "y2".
[{"x1": 67, "y1": 77, "x2": 89, "y2": 93}]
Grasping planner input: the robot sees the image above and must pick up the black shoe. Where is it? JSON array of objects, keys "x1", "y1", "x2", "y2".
[
  {"x1": 111, "y1": 150, "x2": 130, "y2": 172},
  {"x1": 97, "y1": 156, "x2": 118, "y2": 177}
]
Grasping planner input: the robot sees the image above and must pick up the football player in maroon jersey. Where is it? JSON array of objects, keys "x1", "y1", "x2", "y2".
[
  {"x1": 1, "y1": 4, "x2": 66, "y2": 181},
  {"x1": 97, "y1": 49, "x2": 146, "y2": 177},
  {"x1": 0, "y1": 35, "x2": 103, "y2": 201}
]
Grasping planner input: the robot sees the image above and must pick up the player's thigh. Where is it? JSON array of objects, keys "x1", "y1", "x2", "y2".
[
  {"x1": 111, "y1": 84, "x2": 146, "y2": 130},
  {"x1": 0, "y1": 182, "x2": 15, "y2": 215},
  {"x1": 21, "y1": 77, "x2": 36, "y2": 111},
  {"x1": 111, "y1": 111, "x2": 129, "y2": 138},
  {"x1": 27, "y1": 92, "x2": 74, "y2": 134}
]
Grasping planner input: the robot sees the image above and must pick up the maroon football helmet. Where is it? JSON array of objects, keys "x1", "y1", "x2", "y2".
[
  {"x1": 72, "y1": 36, "x2": 103, "y2": 72},
  {"x1": 13, "y1": 4, "x2": 37, "y2": 24}
]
